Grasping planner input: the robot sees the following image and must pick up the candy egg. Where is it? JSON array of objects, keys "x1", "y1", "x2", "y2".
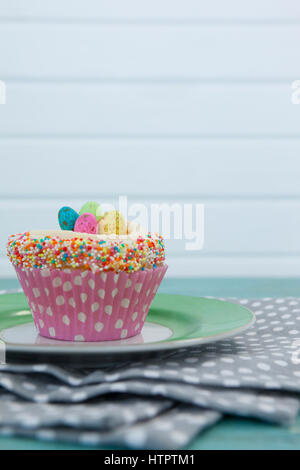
[
  {"x1": 95, "y1": 205, "x2": 104, "y2": 220},
  {"x1": 58, "y1": 206, "x2": 79, "y2": 231},
  {"x1": 98, "y1": 210, "x2": 127, "y2": 235},
  {"x1": 74, "y1": 213, "x2": 98, "y2": 234},
  {"x1": 79, "y1": 201, "x2": 103, "y2": 221}
]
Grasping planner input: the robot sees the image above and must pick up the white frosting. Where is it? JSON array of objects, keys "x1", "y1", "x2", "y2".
[{"x1": 29, "y1": 229, "x2": 148, "y2": 243}]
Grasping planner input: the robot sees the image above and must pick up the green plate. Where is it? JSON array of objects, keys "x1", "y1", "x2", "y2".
[{"x1": 0, "y1": 292, "x2": 254, "y2": 364}]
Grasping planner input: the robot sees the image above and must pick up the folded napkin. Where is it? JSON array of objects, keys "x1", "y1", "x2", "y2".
[{"x1": 0, "y1": 296, "x2": 299, "y2": 449}]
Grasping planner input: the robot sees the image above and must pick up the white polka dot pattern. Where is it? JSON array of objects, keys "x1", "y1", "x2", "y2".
[
  {"x1": 32, "y1": 288, "x2": 40, "y2": 298},
  {"x1": 98, "y1": 289, "x2": 105, "y2": 299},
  {"x1": 74, "y1": 335, "x2": 84, "y2": 341},
  {"x1": 112, "y1": 288, "x2": 118, "y2": 298},
  {"x1": 46, "y1": 307, "x2": 53, "y2": 316},
  {"x1": 41, "y1": 269, "x2": 50, "y2": 277},
  {"x1": 56, "y1": 296, "x2": 64, "y2": 306},
  {"x1": 63, "y1": 282, "x2": 72, "y2": 292},
  {"x1": 4, "y1": 290, "x2": 300, "y2": 447},
  {"x1": 0, "y1": 391, "x2": 211, "y2": 450},
  {"x1": 121, "y1": 298, "x2": 130, "y2": 308},
  {"x1": 74, "y1": 276, "x2": 82, "y2": 286},
  {"x1": 94, "y1": 322, "x2": 104, "y2": 332},
  {"x1": 78, "y1": 313, "x2": 86, "y2": 323},
  {"x1": 91, "y1": 302, "x2": 99, "y2": 312},
  {"x1": 115, "y1": 319, "x2": 123, "y2": 329},
  {"x1": 62, "y1": 315, "x2": 70, "y2": 326},
  {"x1": 52, "y1": 278, "x2": 62, "y2": 288},
  {"x1": 15, "y1": 264, "x2": 167, "y2": 341},
  {"x1": 104, "y1": 305, "x2": 112, "y2": 315}
]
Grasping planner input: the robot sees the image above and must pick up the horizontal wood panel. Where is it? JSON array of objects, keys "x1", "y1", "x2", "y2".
[
  {"x1": 3, "y1": 256, "x2": 300, "y2": 279},
  {"x1": 167, "y1": 256, "x2": 300, "y2": 277},
  {"x1": 2, "y1": 198, "x2": 300, "y2": 257},
  {"x1": 1, "y1": 25, "x2": 300, "y2": 79},
  {"x1": 1, "y1": 1, "x2": 299, "y2": 282},
  {"x1": 0, "y1": 83, "x2": 298, "y2": 136},
  {"x1": 1, "y1": 0, "x2": 299, "y2": 21},
  {"x1": 1, "y1": 139, "x2": 300, "y2": 197}
]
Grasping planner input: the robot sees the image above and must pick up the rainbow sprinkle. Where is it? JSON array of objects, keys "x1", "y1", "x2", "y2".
[{"x1": 7, "y1": 232, "x2": 165, "y2": 273}]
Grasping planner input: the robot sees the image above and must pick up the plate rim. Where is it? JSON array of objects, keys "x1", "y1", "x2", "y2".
[{"x1": 0, "y1": 291, "x2": 256, "y2": 355}]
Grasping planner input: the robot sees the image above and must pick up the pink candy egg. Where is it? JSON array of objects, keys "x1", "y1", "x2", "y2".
[{"x1": 74, "y1": 213, "x2": 98, "y2": 234}]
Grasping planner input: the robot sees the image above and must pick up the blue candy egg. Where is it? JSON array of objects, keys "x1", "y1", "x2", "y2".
[{"x1": 58, "y1": 206, "x2": 79, "y2": 231}]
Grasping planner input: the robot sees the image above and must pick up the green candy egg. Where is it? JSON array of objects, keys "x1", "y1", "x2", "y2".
[{"x1": 79, "y1": 201, "x2": 102, "y2": 221}]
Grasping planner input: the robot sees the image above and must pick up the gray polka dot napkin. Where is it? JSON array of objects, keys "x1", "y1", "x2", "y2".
[{"x1": 0, "y1": 296, "x2": 299, "y2": 448}]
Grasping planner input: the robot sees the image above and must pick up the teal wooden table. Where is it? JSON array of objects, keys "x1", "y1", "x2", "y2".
[{"x1": 0, "y1": 277, "x2": 299, "y2": 450}]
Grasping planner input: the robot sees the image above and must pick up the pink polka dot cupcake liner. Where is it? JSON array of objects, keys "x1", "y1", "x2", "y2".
[{"x1": 15, "y1": 265, "x2": 168, "y2": 342}]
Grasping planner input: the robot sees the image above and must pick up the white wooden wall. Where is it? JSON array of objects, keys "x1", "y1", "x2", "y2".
[{"x1": 0, "y1": 0, "x2": 300, "y2": 278}]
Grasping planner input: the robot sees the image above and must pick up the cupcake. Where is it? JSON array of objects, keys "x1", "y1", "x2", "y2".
[{"x1": 7, "y1": 201, "x2": 167, "y2": 342}]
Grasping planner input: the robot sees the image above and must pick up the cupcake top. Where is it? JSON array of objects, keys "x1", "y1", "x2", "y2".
[{"x1": 7, "y1": 201, "x2": 165, "y2": 273}]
